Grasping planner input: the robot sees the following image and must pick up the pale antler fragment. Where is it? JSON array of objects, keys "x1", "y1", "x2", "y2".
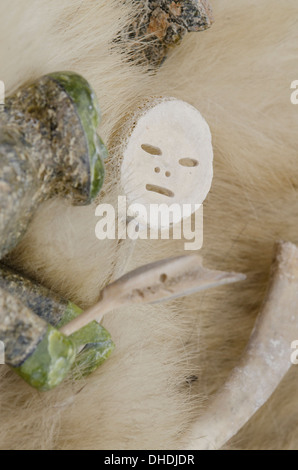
[
  {"x1": 185, "y1": 241, "x2": 298, "y2": 450},
  {"x1": 60, "y1": 255, "x2": 245, "y2": 336}
]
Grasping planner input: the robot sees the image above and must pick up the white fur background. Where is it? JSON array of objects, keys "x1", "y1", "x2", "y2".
[{"x1": 0, "y1": 0, "x2": 297, "y2": 450}]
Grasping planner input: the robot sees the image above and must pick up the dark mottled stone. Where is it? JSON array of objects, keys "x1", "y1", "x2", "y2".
[
  {"x1": 0, "y1": 129, "x2": 39, "y2": 259},
  {"x1": 0, "y1": 72, "x2": 106, "y2": 259},
  {"x1": 0, "y1": 265, "x2": 114, "y2": 381},
  {"x1": 120, "y1": 0, "x2": 214, "y2": 67},
  {"x1": 0, "y1": 73, "x2": 110, "y2": 388},
  {"x1": 15, "y1": 326, "x2": 76, "y2": 391},
  {"x1": 0, "y1": 287, "x2": 48, "y2": 367},
  {"x1": 0, "y1": 265, "x2": 68, "y2": 326},
  {"x1": 0, "y1": 281, "x2": 76, "y2": 391}
]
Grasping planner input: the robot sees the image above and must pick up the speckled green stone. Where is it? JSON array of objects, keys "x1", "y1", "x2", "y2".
[
  {"x1": 48, "y1": 72, "x2": 107, "y2": 200},
  {"x1": 0, "y1": 72, "x2": 106, "y2": 259},
  {"x1": 14, "y1": 326, "x2": 76, "y2": 391},
  {"x1": 0, "y1": 265, "x2": 114, "y2": 383},
  {"x1": 0, "y1": 285, "x2": 76, "y2": 390},
  {"x1": 57, "y1": 299, "x2": 115, "y2": 378},
  {"x1": 0, "y1": 265, "x2": 69, "y2": 326},
  {"x1": 63, "y1": 319, "x2": 115, "y2": 378},
  {"x1": 0, "y1": 73, "x2": 109, "y2": 388},
  {"x1": 0, "y1": 287, "x2": 48, "y2": 367}
]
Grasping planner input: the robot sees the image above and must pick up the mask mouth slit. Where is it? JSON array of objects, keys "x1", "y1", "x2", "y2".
[{"x1": 146, "y1": 184, "x2": 174, "y2": 198}]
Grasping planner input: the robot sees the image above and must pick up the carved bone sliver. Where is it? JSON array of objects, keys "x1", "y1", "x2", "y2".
[
  {"x1": 60, "y1": 254, "x2": 245, "y2": 336},
  {"x1": 185, "y1": 241, "x2": 298, "y2": 450},
  {"x1": 120, "y1": 97, "x2": 214, "y2": 231}
]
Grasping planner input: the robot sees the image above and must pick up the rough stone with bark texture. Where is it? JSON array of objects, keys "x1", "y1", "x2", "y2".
[{"x1": 121, "y1": 0, "x2": 214, "y2": 67}]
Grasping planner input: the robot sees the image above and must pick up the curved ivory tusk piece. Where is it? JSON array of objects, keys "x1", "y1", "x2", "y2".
[{"x1": 185, "y1": 241, "x2": 298, "y2": 450}]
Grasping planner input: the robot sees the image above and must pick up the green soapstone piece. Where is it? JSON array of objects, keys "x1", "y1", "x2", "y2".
[
  {"x1": 0, "y1": 267, "x2": 114, "y2": 388},
  {"x1": 48, "y1": 72, "x2": 107, "y2": 202},
  {"x1": 59, "y1": 304, "x2": 115, "y2": 378},
  {"x1": 15, "y1": 326, "x2": 76, "y2": 391},
  {"x1": 0, "y1": 71, "x2": 107, "y2": 258}
]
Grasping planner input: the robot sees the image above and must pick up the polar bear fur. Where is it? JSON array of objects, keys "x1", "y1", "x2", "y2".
[{"x1": 0, "y1": 0, "x2": 297, "y2": 450}]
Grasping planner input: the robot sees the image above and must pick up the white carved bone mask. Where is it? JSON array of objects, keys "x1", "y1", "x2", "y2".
[{"x1": 121, "y1": 98, "x2": 214, "y2": 229}]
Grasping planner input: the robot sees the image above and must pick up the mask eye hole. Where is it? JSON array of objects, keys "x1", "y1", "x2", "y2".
[
  {"x1": 179, "y1": 158, "x2": 199, "y2": 167},
  {"x1": 141, "y1": 144, "x2": 162, "y2": 156}
]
